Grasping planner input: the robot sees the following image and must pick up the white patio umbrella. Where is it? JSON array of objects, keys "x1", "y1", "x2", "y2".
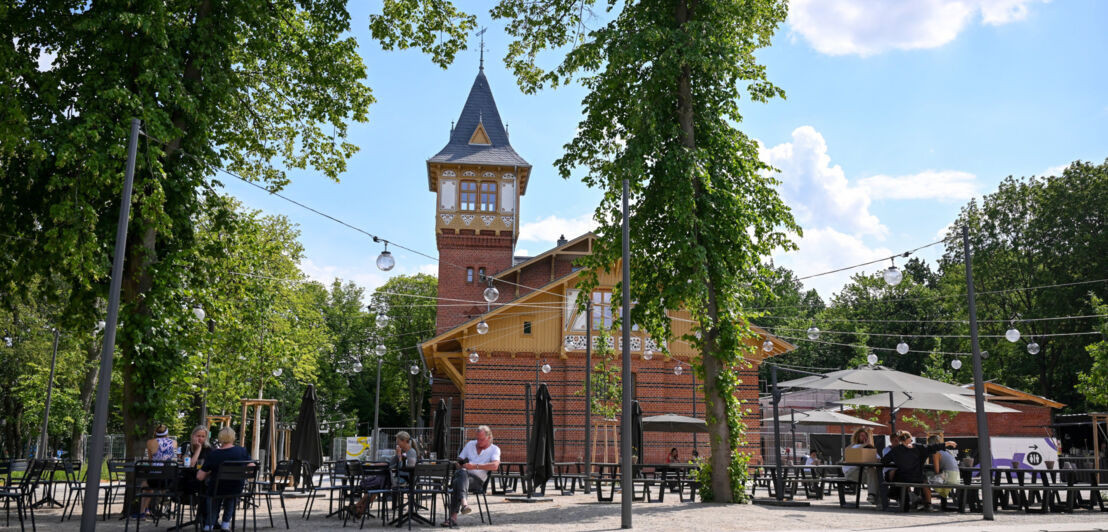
[
  {"x1": 760, "y1": 409, "x2": 884, "y2": 427},
  {"x1": 835, "y1": 391, "x2": 1021, "y2": 414},
  {"x1": 777, "y1": 365, "x2": 975, "y2": 395}
]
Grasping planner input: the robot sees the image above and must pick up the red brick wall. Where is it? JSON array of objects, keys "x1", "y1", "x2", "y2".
[
  {"x1": 458, "y1": 352, "x2": 768, "y2": 464},
  {"x1": 435, "y1": 231, "x2": 515, "y2": 333}
]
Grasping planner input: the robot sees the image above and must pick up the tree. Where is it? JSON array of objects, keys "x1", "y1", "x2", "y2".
[
  {"x1": 1077, "y1": 296, "x2": 1108, "y2": 408},
  {"x1": 488, "y1": 0, "x2": 797, "y2": 502},
  {"x1": 368, "y1": 274, "x2": 438, "y2": 427}
]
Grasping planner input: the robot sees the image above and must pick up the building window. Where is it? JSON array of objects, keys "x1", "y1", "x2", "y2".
[
  {"x1": 479, "y1": 182, "x2": 497, "y2": 212},
  {"x1": 460, "y1": 181, "x2": 477, "y2": 211},
  {"x1": 466, "y1": 267, "x2": 474, "y2": 283},
  {"x1": 478, "y1": 267, "x2": 486, "y2": 282},
  {"x1": 523, "y1": 321, "x2": 532, "y2": 335},
  {"x1": 592, "y1": 290, "x2": 613, "y2": 329}
]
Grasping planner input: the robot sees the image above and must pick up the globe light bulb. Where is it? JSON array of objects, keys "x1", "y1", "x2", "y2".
[
  {"x1": 376, "y1": 250, "x2": 395, "y2": 271},
  {"x1": 352, "y1": 361, "x2": 363, "y2": 373},
  {"x1": 541, "y1": 363, "x2": 551, "y2": 374},
  {"x1": 483, "y1": 286, "x2": 500, "y2": 303},
  {"x1": 762, "y1": 339, "x2": 774, "y2": 353},
  {"x1": 375, "y1": 344, "x2": 387, "y2": 357},
  {"x1": 193, "y1": 305, "x2": 206, "y2": 321},
  {"x1": 884, "y1": 265, "x2": 903, "y2": 287},
  {"x1": 674, "y1": 365, "x2": 684, "y2": 376},
  {"x1": 896, "y1": 341, "x2": 909, "y2": 355},
  {"x1": 409, "y1": 364, "x2": 419, "y2": 375},
  {"x1": 1027, "y1": 341, "x2": 1040, "y2": 355},
  {"x1": 806, "y1": 327, "x2": 820, "y2": 340},
  {"x1": 867, "y1": 353, "x2": 879, "y2": 365},
  {"x1": 643, "y1": 349, "x2": 653, "y2": 361},
  {"x1": 468, "y1": 351, "x2": 479, "y2": 363},
  {"x1": 376, "y1": 314, "x2": 389, "y2": 328},
  {"x1": 951, "y1": 359, "x2": 963, "y2": 370},
  {"x1": 1005, "y1": 326, "x2": 1020, "y2": 343},
  {"x1": 96, "y1": 320, "x2": 107, "y2": 333},
  {"x1": 476, "y1": 321, "x2": 489, "y2": 335},
  {"x1": 272, "y1": 368, "x2": 283, "y2": 377}
]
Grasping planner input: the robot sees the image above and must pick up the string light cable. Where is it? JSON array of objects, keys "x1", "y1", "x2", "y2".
[{"x1": 758, "y1": 325, "x2": 1105, "y2": 340}]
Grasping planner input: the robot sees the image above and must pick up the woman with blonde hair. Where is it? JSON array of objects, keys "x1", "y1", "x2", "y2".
[{"x1": 841, "y1": 427, "x2": 879, "y2": 503}]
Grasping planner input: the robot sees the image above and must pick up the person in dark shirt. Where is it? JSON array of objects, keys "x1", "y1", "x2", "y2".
[
  {"x1": 197, "y1": 427, "x2": 251, "y2": 531},
  {"x1": 880, "y1": 430, "x2": 957, "y2": 509}
]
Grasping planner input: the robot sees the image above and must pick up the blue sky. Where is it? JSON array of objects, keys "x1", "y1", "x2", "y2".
[{"x1": 220, "y1": 0, "x2": 1108, "y2": 300}]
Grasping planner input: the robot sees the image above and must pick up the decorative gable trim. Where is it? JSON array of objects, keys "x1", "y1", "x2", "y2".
[{"x1": 468, "y1": 123, "x2": 492, "y2": 145}]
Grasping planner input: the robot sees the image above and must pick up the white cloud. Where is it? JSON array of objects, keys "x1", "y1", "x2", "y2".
[
  {"x1": 788, "y1": 0, "x2": 1046, "y2": 56},
  {"x1": 773, "y1": 227, "x2": 894, "y2": 298},
  {"x1": 760, "y1": 126, "x2": 886, "y2": 238},
  {"x1": 518, "y1": 213, "x2": 596, "y2": 243},
  {"x1": 418, "y1": 263, "x2": 438, "y2": 276},
  {"x1": 514, "y1": 248, "x2": 530, "y2": 257},
  {"x1": 858, "y1": 170, "x2": 978, "y2": 201},
  {"x1": 1041, "y1": 164, "x2": 1067, "y2": 177}
]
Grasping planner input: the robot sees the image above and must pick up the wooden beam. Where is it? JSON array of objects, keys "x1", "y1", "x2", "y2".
[{"x1": 440, "y1": 359, "x2": 466, "y2": 392}]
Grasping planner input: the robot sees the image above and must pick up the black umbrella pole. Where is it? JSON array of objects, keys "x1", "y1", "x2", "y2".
[{"x1": 964, "y1": 226, "x2": 994, "y2": 520}]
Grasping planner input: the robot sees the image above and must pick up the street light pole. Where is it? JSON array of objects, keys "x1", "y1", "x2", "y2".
[
  {"x1": 963, "y1": 225, "x2": 995, "y2": 520},
  {"x1": 372, "y1": 355, "x2": 382, "y2": 458},
  {"x1": 619, "y1": 178, "x2": 632, "y2": 528},
  {"x1": 37, "y1": 328, "x2": 61, "y2": 459},
  {"x1": 584, "y1": 299, "x2": 593, "y2": 494},
  {"x1": 81, "y1": 117, "x2": 140, "y2": 530}
]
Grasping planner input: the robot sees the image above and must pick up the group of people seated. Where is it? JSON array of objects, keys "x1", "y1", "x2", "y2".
[
  {"x1": 348, "y1": 425, "x2": 501, "y2": 528},
  {"x1": 842, "y1": 427, "x2": 961, "y2": 510}
]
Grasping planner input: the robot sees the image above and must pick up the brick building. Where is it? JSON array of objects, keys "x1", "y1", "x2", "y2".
[{"x1": 418, "y1": 67, "x2": 794, "y2": 463}]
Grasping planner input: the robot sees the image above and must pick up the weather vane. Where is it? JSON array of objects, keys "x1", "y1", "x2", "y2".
[{"x1": 477, "y1": 27, "x2": 487, "y2": 70}]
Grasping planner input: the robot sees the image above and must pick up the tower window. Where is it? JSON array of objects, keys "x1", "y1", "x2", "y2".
[
  {"x1": 592, "y1": 290, "x2": 613, "y2": 328},
  {"x1": 460, "y1": 181, "x2": 477, "y2": 211},
  {"x1": 466, "y1": 267, "x2": 474, "y2": 283},
  {"x1": 523, "y1": 321, "x2": 532, "y2": 335},
  {"x1": 478, "y1": 267, "x2": 486, "y2": 281},
  {"x1": 479, "y1": 182, "x2": 497, "y2": 212}
]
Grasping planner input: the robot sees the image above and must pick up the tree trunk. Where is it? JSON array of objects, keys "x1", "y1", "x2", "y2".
[{"x1": 69, "y1": 340, "x2": 101, "y2": 460}]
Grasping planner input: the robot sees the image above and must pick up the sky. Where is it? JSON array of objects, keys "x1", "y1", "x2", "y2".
[{"x1": 219, "y1": 0, "x2": 1108, "y2": 301}]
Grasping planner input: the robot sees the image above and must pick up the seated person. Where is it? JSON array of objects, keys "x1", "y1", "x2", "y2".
[
  {"x1": 666, "y1": 448, "x2": 679, "y2": 464},
  {"x1": 351, "y1": 431, "x2": 418, "y2": 517},
  {"x1": 926, "y1": 435, "x2": 960, "y2": 497},
  {"x1": 443, "y1": 425, "x2": 501, "y2": 528},
  {"x1": 842, "y1": 428, "x2": 881, "y2": 503},
  {"x1": 196, "y1": 427, "x2": 251, "y2": 531},
  {"x1": 179, "y1": 426, "x2": 212, "y2": 496},
  {"x1": 881, "y1": 430, "x2": 957, "y2": 510},
  {"x1": 138, "y1": 423, "x2": 177, "y2": 518}
]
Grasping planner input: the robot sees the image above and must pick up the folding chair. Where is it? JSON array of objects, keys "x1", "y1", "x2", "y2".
[
  {"x1": 0, "y1": 459, "x2": 45, "y2": 532},
  {"x1": 126, "y1": 461, "x2": 180, "y2": 532}
]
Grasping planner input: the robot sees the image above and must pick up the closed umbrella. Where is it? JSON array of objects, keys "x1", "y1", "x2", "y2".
[
  {"x1": 527, "y1": 383, "x2": 555, "y2": 494},
  {"x1": 290, "y1": 385, "x2": 323, "y2": 486},
  {"x1": 836, "y1": 392, "x2": 1021, "y2": 413},
  {"x1": 431, "y1": 399, "x2": 448, "y2": 459},
  {"x1": 641, "y1": 414, "x2": 708, "y2": 434},
  {"x1": 630, "y1": 401, "x2": 644, "y2": 463},
  {"x1": 760, "y1": 409, "x2": 884, "y2": 427}
]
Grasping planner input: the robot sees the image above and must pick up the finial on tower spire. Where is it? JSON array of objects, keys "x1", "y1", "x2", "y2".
[{"x1": 477, "y1": 27, "x2": 487, "y2": 71}]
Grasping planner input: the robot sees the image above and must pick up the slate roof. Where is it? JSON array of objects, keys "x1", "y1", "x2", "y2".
[{"x1": 428, "y1": 69, "x2": 530, "y2": 168}]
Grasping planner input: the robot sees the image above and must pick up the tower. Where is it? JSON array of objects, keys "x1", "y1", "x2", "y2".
[{"x1": 427, "y1": 68, "x2": 531, "y2": 334}]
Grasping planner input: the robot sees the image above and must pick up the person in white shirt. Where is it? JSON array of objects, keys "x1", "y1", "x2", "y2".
[
  {"x1": 444, "y1": 425, "x2": 501, "y2": 527},
  {"x1": 841, "y1": 428, "x2": 880, "y2": 502}
]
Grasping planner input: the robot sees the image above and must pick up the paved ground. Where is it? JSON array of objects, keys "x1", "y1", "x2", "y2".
[{"x1": 16, "y1": 490, "x2": 1108, "y2": 531}]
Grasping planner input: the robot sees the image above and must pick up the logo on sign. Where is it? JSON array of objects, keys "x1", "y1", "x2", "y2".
[{"x1": 1026, "y1": 452, "x2": 1042, "y2": 466}]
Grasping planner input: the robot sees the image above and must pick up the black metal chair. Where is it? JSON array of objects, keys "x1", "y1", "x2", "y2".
[
  {"x1": 471, "y1": 473, "x2": 494, "y2": 525},
  {"x1": 250, "y1": 460, "x2": 292, "y2": 529},
  {"x1": 125, "y1": 461, "x2": 180, "y2": 532},
  {"x1": 58, "y1": 459, "x2": 95, "y2": 521},
  {"x1": 0, "y1": 458, "x2": 45, "y2": 532},
  {"x1": 303, "y1": 460, "x2": 348, "y2": 519},
  {"x1": 201, "y1": 460, "x2": 257, "y2": 532},
  {"x1": 349, "y1": 462, "x2": 394, "y2": 529},
  {"x1": 105, "y1": 458, "x2": 131, "y2": 519}
]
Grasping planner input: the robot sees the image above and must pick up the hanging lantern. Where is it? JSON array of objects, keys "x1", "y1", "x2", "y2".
[
  {"x1": 376, "y1": 314, "x2": 389, "y2": 328},
  {"x1": 375, "y1": 344, "x2": 386, "y2": 357},
  {"x1": 376, "y1": 240, "x2": 395, "y2": 271},
  {"x1": 476, "y1": 321, "x2": 489, "y2": 334},
  {"x1": 1005, "y1": 325, "x2": 1021, "y2": 343},
  {"x1": 643, "y1": 349, "x2": 653, "y2": 361},
  {"x1": 272, "y1": 368, "x2": 283, "y2": 377},
  {"x1": 762, "y1": 339, "x2": 774, "y2": 352},
  {"x1": 896, "y1": 340, "x2": 909, "y2": 355},
  {"x1": 409, "y1": 364, "x2": 419, "y2": 375},
  {"x1": 192, "y1": 305, "x2": 206, "y2": 321},
  {"x1": 951, "y1": 359, "x2": 962, "y2": 370},
  {"x1": 468, "y1": 351, "x2": 479, "y2": 363},
  {"x1": 541, "y1": 363, "x2": 551, "y2": 374},
  {"x1": 483, "y1": 285, "x2": 500, "y2": 303},
  {"x1": 352, "y1": 361, "x2": 363, "y2": 373},
  {"x1": 1027, "y1": 341, "x2": 1040, "y2": 355},
  {"x1": 866, "y1": 353, "x2": 879, "y2": 365},
  {"x1": 674, "y1": 364, "x2": 684, "y2": 376},
  {"x1": 883, "y1": 258, "x2": 903, "y2": 287},
  {"x1": 806, "y1": 326, "x2": 820, "y2": 340}
]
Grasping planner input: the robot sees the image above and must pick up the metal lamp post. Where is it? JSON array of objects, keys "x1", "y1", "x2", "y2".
[{"x1": 37, "y1": 328, "x2": 61, "y2": 459}]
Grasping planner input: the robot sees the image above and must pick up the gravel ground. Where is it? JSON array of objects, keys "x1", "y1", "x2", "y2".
[{"x1": 18, "y1": 489, "x2": 1108, "y2": 531}]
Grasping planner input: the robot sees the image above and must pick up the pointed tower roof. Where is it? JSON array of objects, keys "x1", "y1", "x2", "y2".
[{"x1": 428, "y1": 70, "x2": 530, "y2": 169}]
